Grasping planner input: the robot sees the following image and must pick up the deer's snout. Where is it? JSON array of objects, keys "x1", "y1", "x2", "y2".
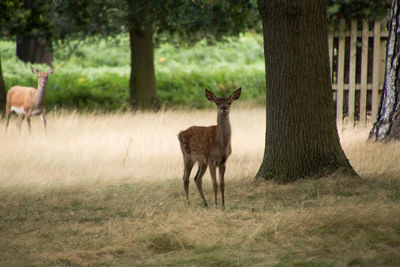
[{"x1": 220, "y1": 105, "x2": 229, "y2": 114}]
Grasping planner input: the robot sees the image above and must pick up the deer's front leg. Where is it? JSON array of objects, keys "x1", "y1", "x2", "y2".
[
  {"x1": 26, "y1": 114, "x2": 32, "y2": 132},
  {"x1": 209, "y1": 161, "x2": 218, "y2": 206},
  {"x1": 40, "y1": 113, "x2": 47, "y2": 129}
]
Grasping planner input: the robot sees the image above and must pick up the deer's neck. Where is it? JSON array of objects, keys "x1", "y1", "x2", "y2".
[
  {"x1": 34, "y1": 79, "x2": 47, "y2": 109},
  {"x1": 216, "y1": 113, "x2": 232, "y2": 149}
]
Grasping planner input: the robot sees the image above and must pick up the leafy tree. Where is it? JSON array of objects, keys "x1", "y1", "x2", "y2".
[
  {"x1": 0, "y1": 0, "x2": 21, "y2": 111},
  {"x1": 327, "y1": 0, "x2": 391, "y2": 25},
  {"x1": 121, "y1": 0, "x2": 258, "y2": 109},
  {"x1": 256, "y1": 0, "x2": 357, "y2": 182},
  {"x1": 369, "y1": 0, "x2": 400, "y2": 141},
  {"x1": 0, "y1": 0, "x2": 116, "y2": 65},
  {"x1": 0, "y1": 0, "x2": 54, "y2": 65}
]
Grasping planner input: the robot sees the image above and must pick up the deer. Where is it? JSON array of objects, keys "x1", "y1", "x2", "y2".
[
  {"x1": 5, "y1": 66, "x2": 53, "y2": 132},
  {"x1": 178, "y1": 88, "x2": 241, "y2": 208}
]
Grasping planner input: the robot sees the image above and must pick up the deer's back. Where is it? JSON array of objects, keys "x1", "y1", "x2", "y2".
[
  {"x1": 178, "y1": 125, "x2": 217, "y2": 155},
  {"x1": 7, "y1": 86, "x2": 37, "y2": 108}
]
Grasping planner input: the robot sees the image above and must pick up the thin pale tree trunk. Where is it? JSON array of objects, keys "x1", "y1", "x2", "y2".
[
  {"x1": 129, "y1": 27, "x2": 159, "y2": 110},
  {"x1": 369, "y1": 0, "x2": 400, "y2": 141},
  {"x1": 256, "y1": 0, "x2": 357, "y2": 182}
]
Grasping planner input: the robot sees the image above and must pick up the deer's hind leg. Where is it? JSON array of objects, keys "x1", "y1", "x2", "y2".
[
  {"x1": 183, "y1": 157, "x2": 194, "y2": 203},
  {"x1": 16, "y1": 114, "x2": 25, "y2": 132},
  {"x1": 5, "y1": 109, "x2": 11, "y2": 131},
  {"x1": 194, "y1": 162, "x2": 208, "y2": 207}
]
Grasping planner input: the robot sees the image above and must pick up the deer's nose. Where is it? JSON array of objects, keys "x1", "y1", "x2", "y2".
[{"x1": 220, "y1": 106, "x2": 229, "y2": 113}]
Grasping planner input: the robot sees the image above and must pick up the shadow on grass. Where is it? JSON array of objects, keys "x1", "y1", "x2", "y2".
[{"x1": 0, "y1": 174, "x2": 400, "y2": 266}]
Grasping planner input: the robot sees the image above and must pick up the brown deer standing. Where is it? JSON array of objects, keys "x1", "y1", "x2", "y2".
[
  {"x1": 178, "y1": 88, "x2": 241, "y2": 208},
  {"x1": 5, "y1": 66, "x2": 53, "y2": 132}
]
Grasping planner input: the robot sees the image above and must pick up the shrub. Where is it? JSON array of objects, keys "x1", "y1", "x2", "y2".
[{"x1": 1, "y1": 33, "x2": 265, "y2": 111}]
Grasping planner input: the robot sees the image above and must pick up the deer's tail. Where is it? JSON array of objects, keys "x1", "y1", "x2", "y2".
[{"x1": 178, "y1": 131, "x2": 191, "y2": 155}]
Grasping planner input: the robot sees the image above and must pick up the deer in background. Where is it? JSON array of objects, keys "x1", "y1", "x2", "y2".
[
  {"x1": 178, "y1": 88, "x2": 241, "y2": 208},
  {"x1": 5, "y1": 66, "x2": 53, "y2": 132}
]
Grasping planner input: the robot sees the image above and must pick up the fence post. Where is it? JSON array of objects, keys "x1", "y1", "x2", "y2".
[
  {"x1": 380, "y1": 19, "x2": 387, "y2": 87},
  {"x1": 328, "y1": 32, "x2": 333, "y2": 77},
  {"x1": 336, "y1": 19, "x2": 346, "y2": 128},
  {"x1": 372, "y1": 20, "x2": 381, "y2": 122},
  {"x1": 348, "y1": 20, "x2": 357, "y2": 125},
  {"x1": 360, "y1": 20, "x2": 369, "y2": 126}
]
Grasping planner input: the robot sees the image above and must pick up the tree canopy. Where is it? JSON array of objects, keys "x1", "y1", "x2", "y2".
[
  {"x1": 327, "y1": 0, "x2": 391, "y2": 24},
  {"x1": 1, "y1": 0, "x2": 391, "y2": 42}
]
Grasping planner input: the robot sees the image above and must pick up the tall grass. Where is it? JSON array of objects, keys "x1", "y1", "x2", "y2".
[
  {"x1": 0, "y1": 33, "x2": 265, "y2": 111},
  {"x1": 1, "y1": 109, "x2": 400, "y2": 266}
]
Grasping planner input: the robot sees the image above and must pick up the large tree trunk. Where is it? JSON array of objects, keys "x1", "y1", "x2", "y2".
[
  {"x1": 0, "y1": 57, "x2": 6, "y2": 114},
  {"x1": 129, "y1": 27, "x2": 159, "y2": 110},
  {"x1": 256, "y1": 0, "x2": 357, "y2": 182},
  {"x1": 16, "y1": 35, "x2": 53, "y2": 66},
  {"x1": 369, "y1": 0, "x2": 400, "y2": 141}
]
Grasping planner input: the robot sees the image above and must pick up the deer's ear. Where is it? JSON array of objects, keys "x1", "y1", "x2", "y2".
[
  {"x1": 31, "y1": 66, "x2": 38, "y2": 75},
  {"x1": 230, "y1": 88, "x2": 241, "y2": 101},
  {"x1": 205, "y1": 89, "x2": 216, "y2": 102},
  {"x1": 48, "y1": 68, "x2": 54, "y2": 75}
]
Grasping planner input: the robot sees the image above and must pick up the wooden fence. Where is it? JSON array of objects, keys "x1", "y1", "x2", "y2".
[{"x1": 328, "y1": 19, "x2": 388, "y2": 127}]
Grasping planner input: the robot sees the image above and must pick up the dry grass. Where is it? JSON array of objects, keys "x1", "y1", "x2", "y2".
[
  {"x1": 1, "y1": 108, "x2": 400, "y2": 266},
  {"x1": 0, "y1": 107, "x2": 263, "y2": 188}
]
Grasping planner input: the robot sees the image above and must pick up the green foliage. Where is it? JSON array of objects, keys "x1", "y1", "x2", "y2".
[
  {"x1": 155, "y1": 34, "x2": 265, "y2": 108},
  {"x1": 0, "y1": 0, "x2": 23, "y2": 37},
  {"x1": 0, "y1": 0, "x2": 392, "y2": 44},
  {"x1": 0, "y1": 0, "x2": 47, "y2": 37},
  {"x1": 1, "y1": 33, "x2": 265, "y2": 111},
  {"x1": 126, "y1": 0, "x2": 258, "y2": 40},
  {"x1": 327, "y1": 0, "x2": 391, "y2": 25}
]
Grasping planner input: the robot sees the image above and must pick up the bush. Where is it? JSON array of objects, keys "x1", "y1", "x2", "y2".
[{"x1": 1, "y1": 33, "x2": 265, "y2": 111}]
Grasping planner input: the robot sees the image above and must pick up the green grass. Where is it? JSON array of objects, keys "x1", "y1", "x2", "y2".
[{"x1": 0, "y1": 33, "x2": 265, "y2": 111}]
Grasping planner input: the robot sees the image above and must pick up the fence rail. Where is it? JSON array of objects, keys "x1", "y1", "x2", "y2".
[{"x1": 328, "y1": 19, "x2": 388, "y2": 127}]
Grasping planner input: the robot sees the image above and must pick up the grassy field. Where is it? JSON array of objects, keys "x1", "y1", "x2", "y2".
[{"x1": 1, "y1": 108, "x2": 400, "y2": 266}]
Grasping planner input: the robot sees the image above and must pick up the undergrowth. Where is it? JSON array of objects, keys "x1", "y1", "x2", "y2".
[{"x1": 0, "y1": 33, "x2": 265, "y2": 111}]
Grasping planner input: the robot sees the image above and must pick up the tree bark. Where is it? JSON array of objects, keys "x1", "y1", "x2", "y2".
[
  {"x1": 129, "y1": 27, "x2": 160, "y2": 110},
  {"x1": 369, "y1": 0, "x2": 400, "y2": 141},
  {"x1": 256, "y1": 0, "x2": 357, "y2": 182},
  {"x1": 0, "y1": 57, "x2": 6, "y2": 114},
  {"x1": 16, "y1": 35, "x2": 53, "y2": 66}
]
